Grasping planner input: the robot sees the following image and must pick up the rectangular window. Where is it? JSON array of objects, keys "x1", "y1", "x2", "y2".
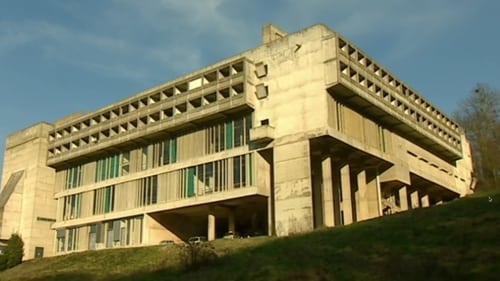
[
  {"x1": 226, "y1": 121, "x2": 233, "y2": 149},
  {"x1": 248, "y1": 154, "x2": 253, "y2": 186},
  {"x1": 122, "y1": 151, "x2": 130, "y2": 175},
  {"x1": 241, "y1": 155, "x2": 246, "y2": 186},
  {"x1": 139, "y1": 175, "x2": 158, "y2": 206},
  {"x1": 66, "y1": 228, "x2": 78, "y2": 252},
  {"x1": 234, "y1": 156, "x2": 241, "y2": 188},
  {"x1": 65, "y1": 165, "x2": 83, "y2": 189},
  {"x1": 234, "y1": 117, "x2": 244, "y2": 147},
  {"x1": 163, "y1": 140, "x2": 170, "y2": 165},
  {"x1": 187, "y1": 167, "x2": 195, "y2": 197},
  {"x1": 162, "y1": 138, "x2": 177, "y2": 165},
  {"x1": 171, "y1": 138, "x2": 177, "y2": 163},
  {"x1": 56, "y1": 229, "x2": 65, "y2": 252},
  {"x1": 104, "y1": 186, "x2": 112, "y2": 213},
  {"x1": 203, "y1": 114, "x2": 251, "y2": 155},
  {"x1": 141, "y1": 146, "x2": 149, "y2": 170},
  {"x1": 205, "y1": 162, "x2": 213, "y2": 193},
  {"x1": 63, "y1": 194, "x2": 81, "y2": 220},
  {"x1": 93, "y1": 186, "x2": 115, "y2": 215},
  {"x1": 245, "y1": 114, "x2": 252, "y2": 144}
]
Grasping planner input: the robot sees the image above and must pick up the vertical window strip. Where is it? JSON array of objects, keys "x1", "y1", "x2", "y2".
[
  {"x1": 95, "y1": 160, "x2": 100, "y2": 182},
  {"x1": 65, "y1": 165, "x2": 83, "y2": 189},
  {"x1": 152, "y1": 176, "x2": 158, "y2": 204},
  {"x1": 249, "y1": 153, "x2": 253, "y2": 186},
  {"x1": 241, "y1": 154, "x2": 246, "y2": 187},
  {"x1": 171, "y1": 138, "x2": 177, "y2": 163},
  {"x1": 234, "y1": 117, "x2": 243, "y2": 147},
  {"x1": 104, "y1": 186, "x2": 111, "y2": 213},
  {"x1": 226, "y1": 120, "x2": 233, "y2": 149},
  {"x1": 187, "y1": 167, "x2": 195, "y2": 197},
  {"x1": 245, "y1": 114, "x2": 252, "y2": 145}
]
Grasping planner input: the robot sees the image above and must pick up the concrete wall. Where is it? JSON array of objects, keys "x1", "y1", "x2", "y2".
[{"x1": 0, "y1": 123, "x2": 56, "y2": 259}]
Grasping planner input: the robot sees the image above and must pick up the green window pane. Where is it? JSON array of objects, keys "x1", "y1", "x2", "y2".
[
  {"x1": 110, "y1": 155, "x2": 116, "y2": 178},
  {"x1": 171, "y1": 138, "x2": 177, "y2": 163},
  {"x1": 234, "y1": 117, "x2": 243, "y2": 147},
  {"x1": 76, "y1": 194, "x2": 81, "y2": 217},
  {"x1": 104, "y1": 187, "x2": 111, "y2": 213},
  {"x1": 101, "y1": 159, "x2": 107, "y2": 181},
  {"x1": 226, "y1": 121, "x2": 233, "y2": 149},
  {"x1": 116, "y1": 155, "x2": 121, "y2": 177},
  {"x1": 187, "y1": 167, "x2": 195, "y2": 197},
  {"x1": 95, "y1": 160, "x2": 100, "y2": 182},
  {"x1": 163, "y1": 140, "x2": 170, "y2": 165}
]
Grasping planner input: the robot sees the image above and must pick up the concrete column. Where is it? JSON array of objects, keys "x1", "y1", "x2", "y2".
[
  {"x1": 398, "y1": 186, "x2": 409, "y2": 211},
  {"x1": 340, "y1": 164, "x2": 353, "y2": 225},
  {"x1": 356, "y1": 170, "x2": 369, "y2": 221},
  {"x1": 421, "y1": 194, "x2": 430, "y2": 208},
  {"x1": 321, "y1": 157, "x2": 334, "y2": 227},
  {"x1": 410, "y1": 190, "x2": 419, "y2": 209},
  {"x1": 366, "y1": 171, "x2": 380, "y2": 219},
  {"x1": 228, "y1": 210, "x2": 235, "y2": 232},
  {"x1": 375, "y1": 172, "x2": 383, "y2": 217},
  {"x1": 273, "y1": 140, "x2": 313, "y2": 236},
  {"x1": 208, "y1": 210, "x2": 216, "y2": 241}
]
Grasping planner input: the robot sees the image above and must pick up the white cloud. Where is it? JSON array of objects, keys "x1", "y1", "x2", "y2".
[{"x1": 0, "y1": 0, "x2": 478, "y2": 84}]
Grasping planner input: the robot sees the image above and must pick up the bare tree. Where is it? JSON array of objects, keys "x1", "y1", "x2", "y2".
[{"x1": 454, "y1": 84, "x2": 500, "y2": 189}]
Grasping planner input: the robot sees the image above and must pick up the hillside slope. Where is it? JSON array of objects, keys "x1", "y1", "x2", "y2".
[{"x1": 1, "y1": 189, "x2": 499, "y2": 281}]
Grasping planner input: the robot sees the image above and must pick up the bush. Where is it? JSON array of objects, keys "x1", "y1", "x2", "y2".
[
  {"x1": 179, "y1": 243, "x2": 218, "y2": 270},
  {"x1": 0, "y1": 254, "x2": 7, "y2": 271},
  {"x1": 3, "y1": 233, "x2": 24, "y2": 269}
]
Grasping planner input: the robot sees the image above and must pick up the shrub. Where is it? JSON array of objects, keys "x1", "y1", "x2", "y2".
[
  {"x1": 0, "y1": 254, "x2": 7, "y2": 271},
  {"x1": 179, "y1": 243, "x2": 218, "y2": 270},
  {"x1": 4, "y1": 233, "x2": 24, "y2": 269}
]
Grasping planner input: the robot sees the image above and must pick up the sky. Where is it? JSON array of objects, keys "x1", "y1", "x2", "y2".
[{"x1": 0, "y1": 0, "x2": 499, "y2": 183}]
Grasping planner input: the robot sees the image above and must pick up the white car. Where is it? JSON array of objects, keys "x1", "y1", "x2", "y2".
[
  {"x1": 223, "y1": 231, "x2": 240, "y2": 239},
  {"x1": 188, "y1": 236, "x2": 207, "y2": 245}
]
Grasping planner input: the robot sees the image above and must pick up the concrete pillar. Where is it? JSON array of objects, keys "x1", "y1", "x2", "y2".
[
  {"x1": 228, "y1": 210, "x2": 235, "y2": 232},
  {"x1": 410, "y1": 190, "x2": 419, "y2": 209},
  {"x1": 321, "y1": 157, "x2": 334, "y2": 227},
  {"x1": 366, "y1": 171, "x2": 380, "y2": 219},
  {"x1": 356, "y1": 170, "x2": 369, "y2": 221},
  {"x1": 421, "y1": 194, "x2": 430, "y2": 208},
  {"x1": 340, "y1": 164, "x2": 353, "y2": 225},
  {"x1": 208, "y1": 210, "x2": 216, "y2": 241},
  {"x1": 375, "y1": 172, "x2": 383, "y2": 217},
  {"x1": 398, "y1": 186, "x2": 409, "y2": 211},
  {"x1": 273, "y1": 140, "x2": 313, "y2": 236}
]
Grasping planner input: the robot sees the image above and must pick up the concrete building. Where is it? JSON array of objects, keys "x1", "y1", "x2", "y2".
[{"x1": 0, "y1": 23, "x2": 474, "y2": 259}]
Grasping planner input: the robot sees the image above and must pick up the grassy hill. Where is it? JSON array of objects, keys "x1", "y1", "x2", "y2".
[{"x1": 1, "y1": 189, "x2": 499, "y2": 281}]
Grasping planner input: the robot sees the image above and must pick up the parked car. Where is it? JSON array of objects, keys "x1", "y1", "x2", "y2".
[
  {"x1": 223, "y1": 231, "x2": 240, "y2": 239},
  {"x1": 188, "y1": 236, "x2": 207, "y2": 245}
]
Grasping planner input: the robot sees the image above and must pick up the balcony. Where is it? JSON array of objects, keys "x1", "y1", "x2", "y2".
[{"x1": 249, "y1": 125, "x2": 275, "y2": 143}]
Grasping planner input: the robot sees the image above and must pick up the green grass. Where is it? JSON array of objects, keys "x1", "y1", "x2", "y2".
[{"x1": 1, "y1": 189, "x2": 499, "y2": 281}]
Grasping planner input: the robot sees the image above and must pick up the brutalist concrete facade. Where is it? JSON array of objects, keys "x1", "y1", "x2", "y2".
[{"x1": 0, "y1": 24, "x2": 474, "y2": 259}]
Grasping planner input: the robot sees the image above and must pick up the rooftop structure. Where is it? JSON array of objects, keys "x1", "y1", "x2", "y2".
[{"x1": 0, "y1": 23, "x2": 474, "y2": 259}]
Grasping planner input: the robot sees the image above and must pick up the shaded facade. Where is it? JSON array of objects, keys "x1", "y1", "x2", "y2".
[{"x1": 0, "y1": 24, "x2": 474, "y2": 259}]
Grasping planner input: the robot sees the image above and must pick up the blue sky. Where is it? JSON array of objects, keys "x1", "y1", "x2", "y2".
[{"x1": 1, "y1": 0, "x2": 499, "y2": 183}]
